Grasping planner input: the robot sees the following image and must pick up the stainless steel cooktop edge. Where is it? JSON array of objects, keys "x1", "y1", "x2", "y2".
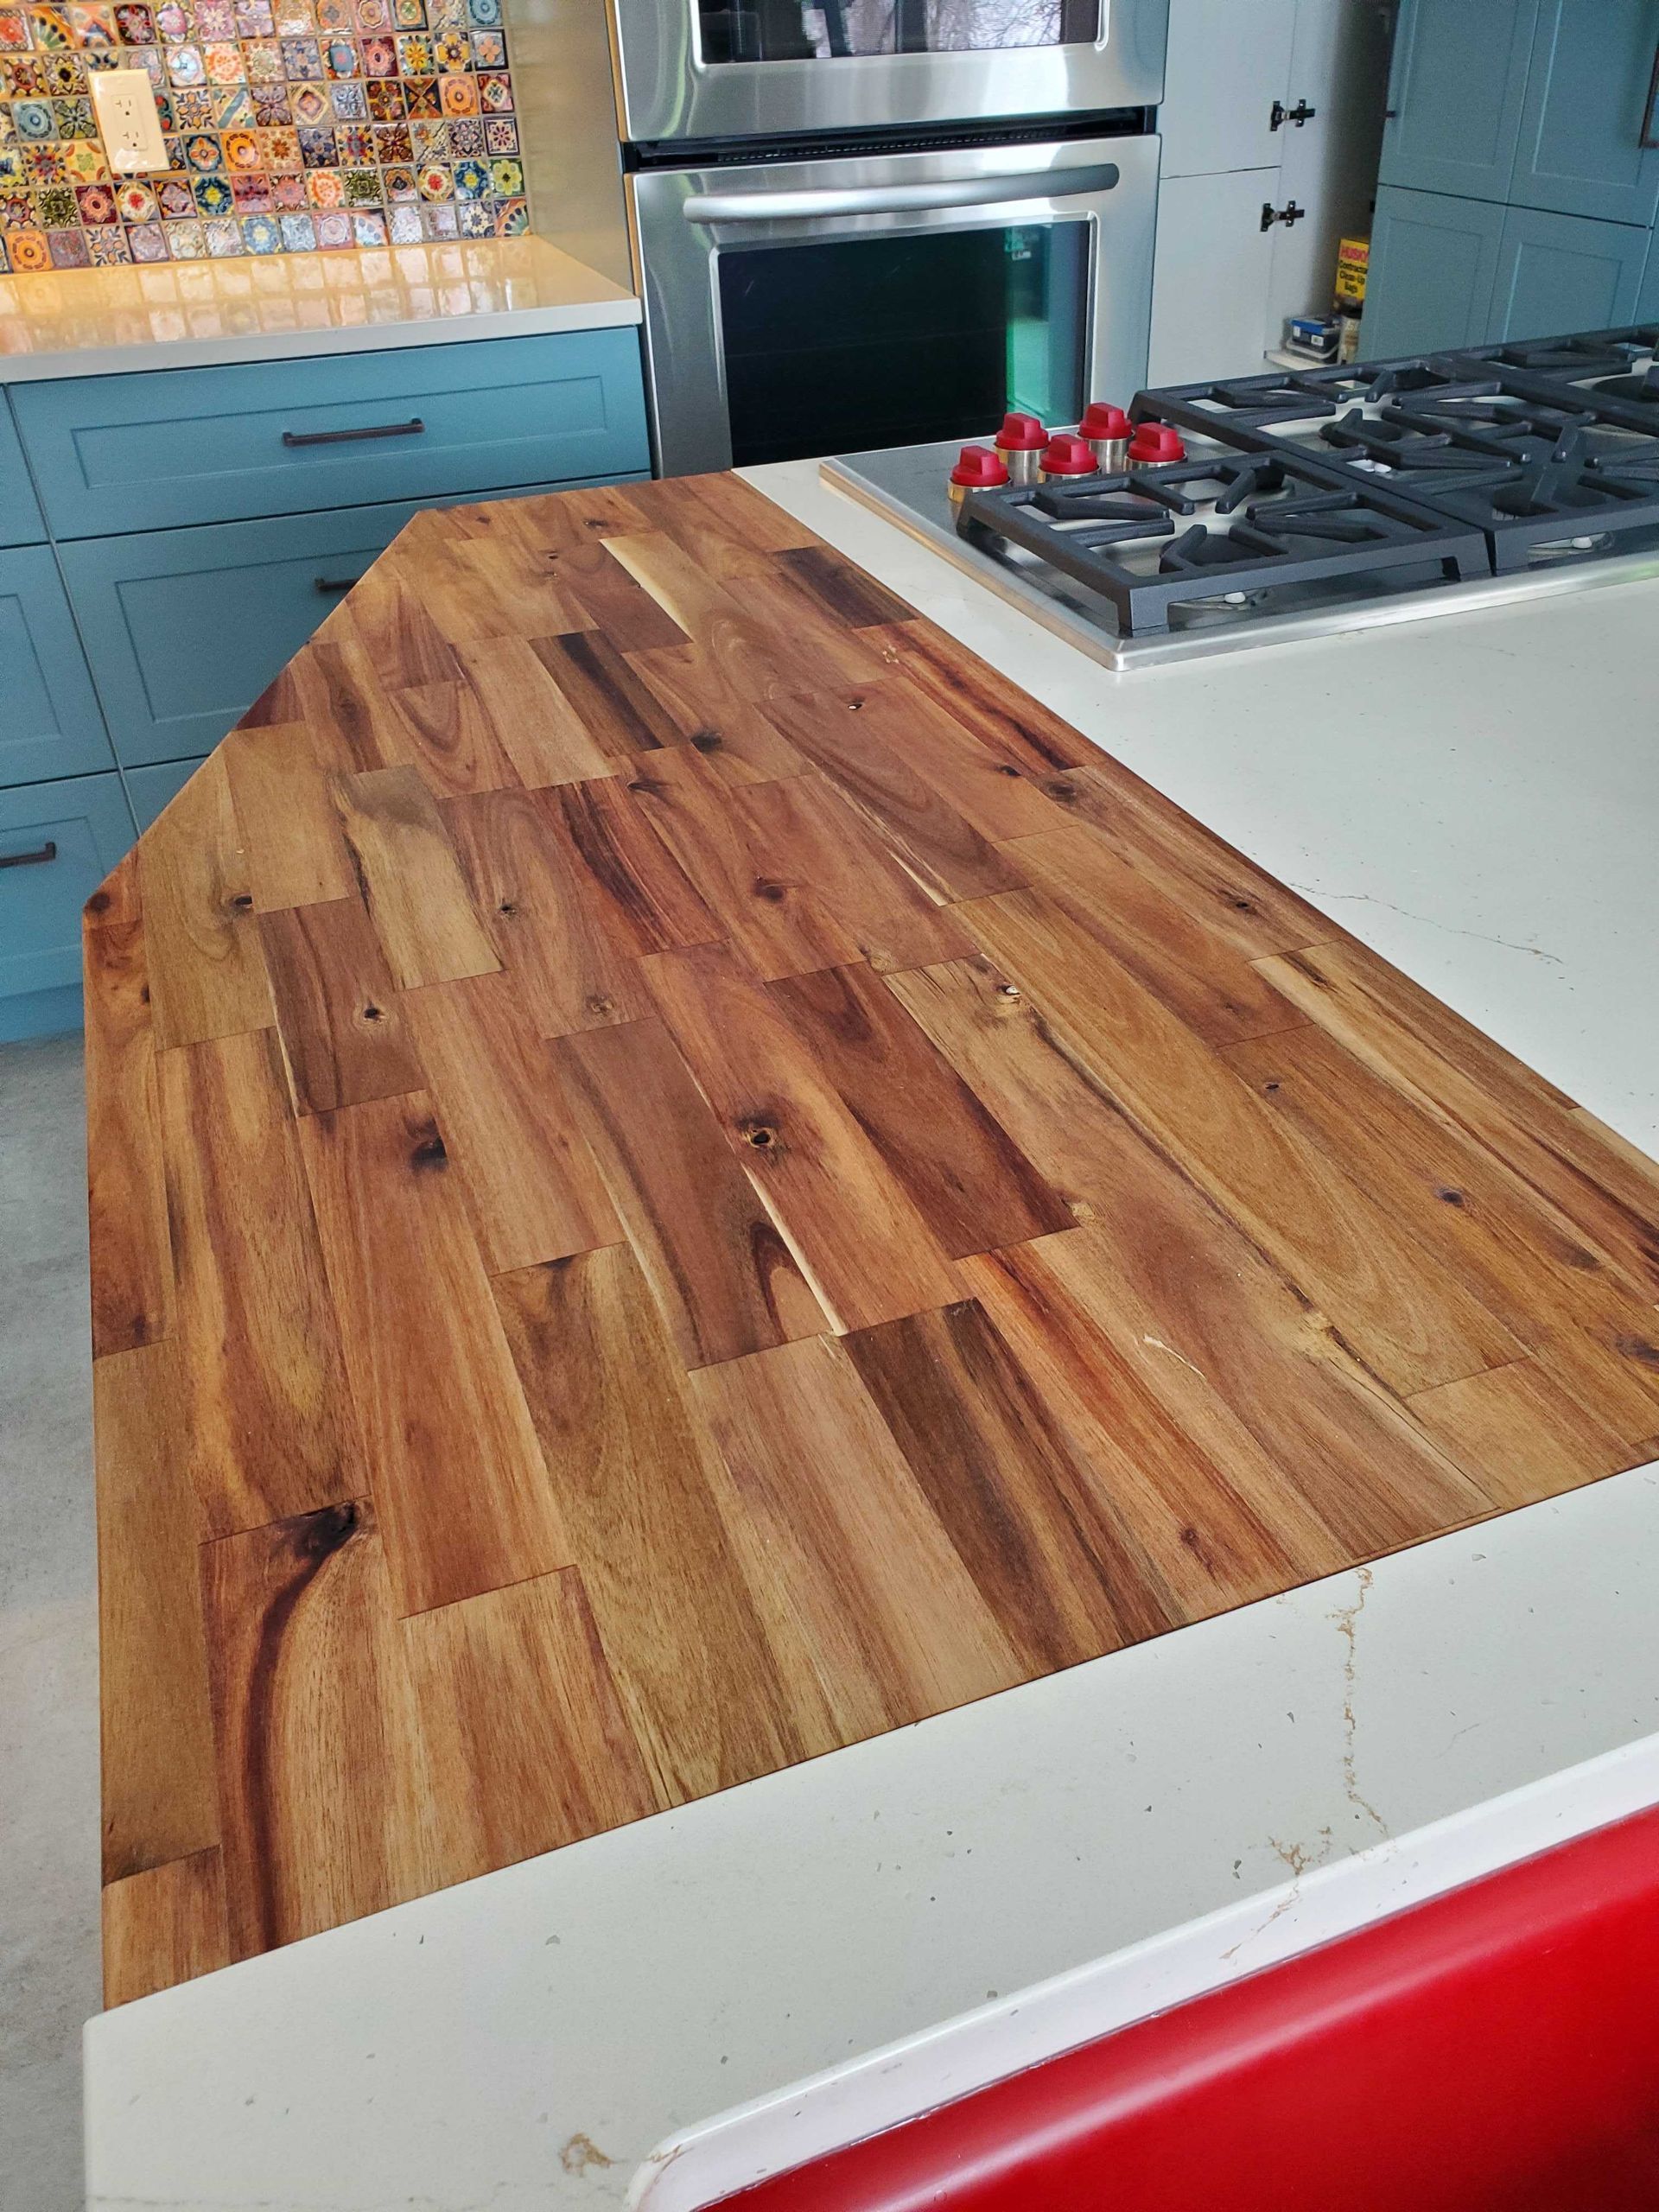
[{"x1": 819, "y1": 454, "x2": 1659, "y2": 673}]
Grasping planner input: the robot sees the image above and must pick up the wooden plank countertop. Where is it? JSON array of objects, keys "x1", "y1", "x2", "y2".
[{"x1": 84, "y1": 471, "x2": 1659, "y2": 2010}]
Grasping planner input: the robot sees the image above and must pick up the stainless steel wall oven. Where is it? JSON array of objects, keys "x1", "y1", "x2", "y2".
[{"x1": 610, "y1": 0, "x2": 1168, "y2": 476}]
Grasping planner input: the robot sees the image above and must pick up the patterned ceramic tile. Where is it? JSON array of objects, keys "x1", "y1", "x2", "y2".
[{"x1": 0, "y1": 0, "x2": 513, "y2": 257}]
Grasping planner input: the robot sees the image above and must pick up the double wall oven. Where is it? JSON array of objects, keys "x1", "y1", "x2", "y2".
[{"x1": 610, "y1": 0, "x2": 1168, "y2": 475}]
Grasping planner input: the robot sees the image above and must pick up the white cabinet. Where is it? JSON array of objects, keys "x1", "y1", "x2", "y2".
[
  {"x1": 1160, "y1": 0, "x2": 1300, "y2": 178},
  {"x1": 1150, "y1": 0, "x2": 1392, "y2": 387},
  {"x1": 1149, "y1": 170, "x2": 1280, "y2": 383}
]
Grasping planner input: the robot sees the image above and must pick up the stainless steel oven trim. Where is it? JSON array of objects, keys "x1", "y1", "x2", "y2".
[
  {"x1": 608, "y1": 0, "x2": 1167, "y2": 146},
  {"x1": 629, "y1": 132, "x2": 1160, "y2": 477}
]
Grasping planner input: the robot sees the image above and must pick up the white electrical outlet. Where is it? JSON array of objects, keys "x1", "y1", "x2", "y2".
[{"x1": 90, "y1": 68, "x2": 168, "y2": 175}]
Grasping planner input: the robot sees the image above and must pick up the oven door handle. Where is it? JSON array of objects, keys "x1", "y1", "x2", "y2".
[{"x1": 682, "y1": 164, "x2": 1120, "y2": 224}]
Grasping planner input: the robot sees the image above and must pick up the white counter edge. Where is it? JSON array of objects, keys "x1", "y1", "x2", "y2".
[
  {"x1": 634, "y1": 1728, "x2": 1659, "y2": 2212},
  {"x1": 0, "y1": 293, "x2": 642, "y2": 384}
]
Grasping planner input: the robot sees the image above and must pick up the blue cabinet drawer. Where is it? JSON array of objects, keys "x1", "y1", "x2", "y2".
[
  {"x1": 0, "y1": 772, "x2": 135, "y2": 1039},
  {"x1": 12, "y1": 328, "x2": 650, "y2": 538},
  {"x1": 1, "y1": 397, "x2": 46, "y2": 548},
  {"x1": 126, "y1": 756, "x2": 207, "y2": 831},
  {"x1": 0, "y1": 543, "x2": 114, "y2": 789}
]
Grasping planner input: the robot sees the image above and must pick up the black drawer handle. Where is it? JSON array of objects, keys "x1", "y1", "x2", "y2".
[
  {"x1": 314, "y1": 575, "x2": 363, "y2": 594},
  {"x1": 282, "y1": 417, "x2": 426, "y2": 448},
  {"x1": 0, "y1": 839, "x2": 57, "y2": 870}
]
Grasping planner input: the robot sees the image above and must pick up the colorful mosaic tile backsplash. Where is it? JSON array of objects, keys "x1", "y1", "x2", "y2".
[{"x1": 0, "y1": 0, "x2": 523, "y2": 269}]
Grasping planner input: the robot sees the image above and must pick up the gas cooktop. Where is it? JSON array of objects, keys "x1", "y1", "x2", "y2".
[{"x1": 821, "y1": 323, "x2": 1659, "y2": 670}]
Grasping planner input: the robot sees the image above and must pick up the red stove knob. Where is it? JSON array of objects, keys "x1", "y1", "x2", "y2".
[
  {"x1": 948, "y1": 443, "x2": 1011, "y2": 503},
  {"x1": 1039, "y1": 432, "x2": 1100, "y2": 480},
  {"x1": 994, "y1": 410, "x2": 1048, "y2": 485},
  {"x1": 1127, "y1": 420, "x2": 1186, "y2": 465},
  {"x1": 1078, "y1": 401, "x2": 1132, "y2": 442}
]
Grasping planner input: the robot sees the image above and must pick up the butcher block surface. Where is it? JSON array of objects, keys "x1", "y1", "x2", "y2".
[{"x1": 84, "y1": 471, "x2": 1659, "y2": 2006}]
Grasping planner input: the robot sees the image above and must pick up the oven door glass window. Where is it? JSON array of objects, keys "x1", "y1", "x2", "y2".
[
  {"x1": 697, "y1": 0, "x2": 1101, "y2": 64},
  {"x1": 717, "y1": 221, "x2": 1089, "y2": 466}
]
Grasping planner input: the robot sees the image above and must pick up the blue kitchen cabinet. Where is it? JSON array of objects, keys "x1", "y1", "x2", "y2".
[
  {"x1": 1511, "y1": 0, "x2": 1659, "y2": 226},
  {"x1": 0, "y1": 544, "x2": 115, "y2": 789},
  {"x1": 12, "y1": 327, "x2": 651, "y2": 538},
  {"x1": 1379, "y1": 0, "x2": 1541, "y2": 202},
  {"x1": 0, "y1": 772, "x2": 135, "y2": 1043},
  {"x1": 1363, "y1": 188, "x2": 1506, "y2": 357},
  {"x1": 0, "y1": 398, "x2": 46, "y2": 547},
  {"x1": 1490, "y1": 206, "x2": 1650, "y2": 339}
]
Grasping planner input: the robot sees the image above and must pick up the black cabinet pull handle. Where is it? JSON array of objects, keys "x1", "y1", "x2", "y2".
[
  {"x1": 0, "y1": 839, "x2": 57, "y2": 870},
  {"x1": 282, "y1": 416, "x2": 425, "y2": 448},
  {"x1": 314, "y1": 575, "x2": 361, "y2": 593}
]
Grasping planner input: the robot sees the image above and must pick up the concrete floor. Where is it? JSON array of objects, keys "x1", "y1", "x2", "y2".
[{"x1": 0, "y1": 1033, "x2": 100, "y2": 2210}]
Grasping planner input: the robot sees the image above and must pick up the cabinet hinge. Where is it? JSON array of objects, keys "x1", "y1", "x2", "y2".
[
  {"x1": 1270, "y1": 98, "x2": 1316, "y2": 130},
  {"x1": 1261, "y1": 200, "x2": 1306, "y2": 232}
]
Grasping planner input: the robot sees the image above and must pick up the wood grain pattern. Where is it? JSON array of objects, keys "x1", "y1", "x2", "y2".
[
  {"x1": 692, "y1": 1335, "x2": 1023, "y2": 1751},
  {"x1": 223, "y1": 723, "x2": 359, "y2": 912},
  {"x1": 762, "y1": 684, "x2": 1030, "y2": 903},
  {"x1": 401, "y1": 1568, "x2": 658, "y2": 1886},
  {"x1": 331, "y1": 764, "x2": 500, "y2": 989},
  {"x1": 94, "y1": 1342, "x2": 219, "y2": 1882},
  {"x1": 964, "y1": 887, "x2": 1523, "y2": 1398},
  {"x1": 732, "y1": 772, "x2": 979, "y2": 972},
  {"x1": 442, "y1": 785, "x2": 655, "y2": 1039},
  {"x1": 157, "y1": 1027, "x2": 365, "y2": 1537},
  {"x1": 87, "y1": 468, "x2": 1659, "y2": 2002},
  {"x1": 847, "y1": 1300, "x2": 1181, "y2": 1671},
  {"x1": 626, "y1": 747, "x2": 863, "y2": 982},
  {"x1": 259, "y1": 896, "x2": 423, "y2": 1115},
  {"x1": 769, "y1": 961, "x2": 1073, "y2": 1257},
  {"x1": 298, "y1": 1091, "x2": 568, "y2": 1615},
  {"x1": 451, "y1": 637, "x2": 620, "y2": 789},
  {"x1": 645, "y1": 940, "x2": 964, "y2": 1332},
  {"x1": 84, "y1": 895, "x2": 174, "y2": 1357},
  {"x1": 399, "y1": 971, "x2": 620, "y2": 1272},
  {"x1": 135, "y1": 750, "x2": 273, "y2": 1049},
  {"x1": 200, "y1": 1497, "x2": 426, "y2": 1959},
  {"x1": 494, "y1": 1245, "x2": 804, "y2": 1806},
  {"x1": 556, "y1": 1015, "x2": 828, "y2": 1368},
  {"x1": 102, "y1": 1850, "x2": 230, "y2": 2007}
]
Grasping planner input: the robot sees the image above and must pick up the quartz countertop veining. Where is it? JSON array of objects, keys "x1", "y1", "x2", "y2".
[{"x1": 0, "y1": 235, "x2": 639, "y2": 382}]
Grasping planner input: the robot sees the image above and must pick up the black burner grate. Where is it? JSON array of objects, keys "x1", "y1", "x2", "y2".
[{"x1": 955, "y1": 454, "x2": 1491, "y2": 636}]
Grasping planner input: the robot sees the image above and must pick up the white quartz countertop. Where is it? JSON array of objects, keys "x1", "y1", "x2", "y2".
[
  {"x1": 0, "y1": 234, "x2": 639, "y2": 382},
  {"x1": 83, "y1": 456, "x2": 1659, "y2": 2212}
]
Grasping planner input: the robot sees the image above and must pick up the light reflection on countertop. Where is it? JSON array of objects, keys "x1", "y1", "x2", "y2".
[{"x1": 0, "y1": 235, "x2": 640, "y2": 382}]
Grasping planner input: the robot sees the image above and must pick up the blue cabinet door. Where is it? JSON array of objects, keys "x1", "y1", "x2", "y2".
[
  {"x1": 0, "y1": 771, "x2": 135, "y2": 1042},
  {"x1": 1511, "y1": 0, "x2": 1659, "y2": 225},
  {"x1": 1363, "y1": 188, "x2": 1507, "y2": 358},
  {"x1": 12, "y1": 327, "x2": 650, "y2": 538},
  {"x1": 1490, "y1": 206, "x2": 1650, "y2": 340},
  {"x1": 0, "y1": 543, "x2": 114, "y2": 788},
  {"x1": 0, "y1": 398, "x2": 46, "y2": 548},
  {"x1": 1378, "y1": 0, "x2": 1540, "y2": 201}
]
